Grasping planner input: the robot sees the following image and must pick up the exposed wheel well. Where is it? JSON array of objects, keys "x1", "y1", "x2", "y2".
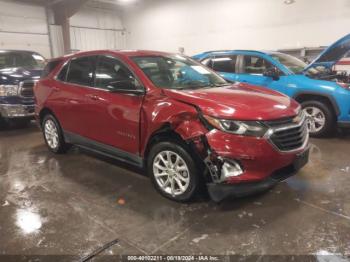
[
  {"x1": 294, "y1": 94, "x2": 337, "y2": 116},
  {"x1": 144, "y1": 126, "x2": 185, "y2": 158},
  {"x1": 143, "y1": 124, "x2": 204, "y2": 168}
]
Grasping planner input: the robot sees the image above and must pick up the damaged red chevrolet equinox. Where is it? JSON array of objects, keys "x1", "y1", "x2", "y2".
[{"x1": 34, "y1": 50, "x2": 309, "y2": 202}]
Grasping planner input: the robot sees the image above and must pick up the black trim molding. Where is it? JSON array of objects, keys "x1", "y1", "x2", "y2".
[{"x1": 64, "y1": 131, "x2": 143, "y2": 168}]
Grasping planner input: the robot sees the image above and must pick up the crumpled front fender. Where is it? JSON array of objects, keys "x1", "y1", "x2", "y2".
[{"x1": 140, "y1": 95, "x2": 208, "y2": 155}]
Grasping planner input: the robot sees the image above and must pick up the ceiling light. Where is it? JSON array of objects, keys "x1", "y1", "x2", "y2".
[
  {"x1": 117, "y1": 0, "x2": 137, "y2": 4},
  {"x1": 284, "y1": 0, "x2": 295, "y2": 4}
]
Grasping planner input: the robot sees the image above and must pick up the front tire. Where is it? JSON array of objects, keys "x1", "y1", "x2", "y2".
[
  {"x1": 42, "y1": 114, "x2": 70, "y2": 154},
  {"x1": 147, "y1": 141, "x2": 200, "y2": 202},
  {"x1": 302, "y1": 100, "x2": 335, "y2": 138}
]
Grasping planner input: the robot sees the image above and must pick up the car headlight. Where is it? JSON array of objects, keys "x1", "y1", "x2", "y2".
[
  {"x1": 0, "y1": 85, "x2": 19, "y2": 96},
  {"x1": 203, "y1": 115, "x2": 268, "y2": 137}
]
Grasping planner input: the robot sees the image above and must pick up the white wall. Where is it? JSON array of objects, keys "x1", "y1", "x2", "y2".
[
  {"x1": 0, "y1": 1, "x2": 51, "y2": 58},
  {"x1": 122, "y1": 0, "x2": 350, "y2": 55},
  {"x1": 70, "y1": 6, "x2": 126, "y2": 51}
]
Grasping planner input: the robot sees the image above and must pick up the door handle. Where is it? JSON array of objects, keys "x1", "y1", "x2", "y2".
[
  {"x1": 86, "y1": 94, "x2": 99, "y2": 101},
  {"x1": 52, "y1": 86, "x2": 60, "y2": 92}
]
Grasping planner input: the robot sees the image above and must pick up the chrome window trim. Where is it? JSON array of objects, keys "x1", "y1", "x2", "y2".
[{"x1": 53, "y1": 54, "x2": 146, "y2": 94}]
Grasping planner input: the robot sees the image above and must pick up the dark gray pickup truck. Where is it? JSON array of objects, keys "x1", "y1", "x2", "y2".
[{"x1": 0, "y1": 50, "x2": 45, "y2": 126}]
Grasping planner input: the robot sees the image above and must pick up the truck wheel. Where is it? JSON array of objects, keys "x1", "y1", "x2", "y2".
[
  {"x1": 147, "y1": 141, "x2": 200, "y2": 202},
  {"x1": 301, "y1": 100, "x2": 335, "y2": 138},
  {"x1": 42, "y1": 114, "x2": 70, "y2": 154}
]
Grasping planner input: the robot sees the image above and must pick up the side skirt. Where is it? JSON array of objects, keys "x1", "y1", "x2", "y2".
[{"x1": 63, "y1": 131, "x2": 144, "y2": 168}]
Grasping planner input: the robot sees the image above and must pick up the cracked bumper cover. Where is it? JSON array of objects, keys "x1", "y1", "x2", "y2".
[
  {"x1": 0, "y1": 104, "x2": 35, "y2": 118},
  {"x1": 206, "y1": 161, "x2": 302, "y2": 202},
  {"x1": 203, "y1": 129, "x2": 310, "y2": 202}
]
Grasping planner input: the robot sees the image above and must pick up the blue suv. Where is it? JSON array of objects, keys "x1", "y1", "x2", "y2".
[
  {"x1": 0, "y1": 50, "x2": 45, "y2": 127},
  {"x1": 193, "y1": 34, "x2": 350, "y2": 137}
]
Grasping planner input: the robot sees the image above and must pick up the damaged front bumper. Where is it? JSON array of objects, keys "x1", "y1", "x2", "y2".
[
  {"x1": 193, "y1": 128, "x2": 310, "y2": 202},
  {"x1": 206, "y1": 147, "x2": 309, "y2": 202}
]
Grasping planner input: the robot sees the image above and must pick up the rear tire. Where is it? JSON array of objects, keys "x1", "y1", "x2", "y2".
[
  {"x1": 301, "y1": 100, "x2": 335, "y2": 138},
  {"x1": 147, "y1": 141, "x2": 200, "y2": 202},
  {"x1": 42, "y1": 114, "x2": 70, "y2": 154}
]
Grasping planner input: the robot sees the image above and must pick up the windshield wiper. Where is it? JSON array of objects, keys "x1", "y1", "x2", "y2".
[{"x1": 212, "y1": 83, "x2": 232, "y2": 87}]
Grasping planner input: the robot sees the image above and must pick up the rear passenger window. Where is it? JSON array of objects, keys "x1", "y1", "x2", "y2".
[
  {"x1": 41, "y1": 60, "x2": 60, "y2": 78},
  {"x1": 209, "y1": 56, "x2": 237, "y2": 73},
  {"x1": 66, "y1": 56, "x2": 95, "y2": 86},
  {"x1": 243, "y1": 55, "x2": 273, "y2": 74}
]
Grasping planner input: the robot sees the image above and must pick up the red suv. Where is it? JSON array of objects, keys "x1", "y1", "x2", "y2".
[{"x1": 34, "y1": 50, "x2": 309, "y2": 202}]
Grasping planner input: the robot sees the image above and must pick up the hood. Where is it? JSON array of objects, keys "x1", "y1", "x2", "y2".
[
  {"x1": 0, "y1": 67, "x2": 42, "y2": 85},
  {"x1": 304, "y1": 33, "x2": 350, "y2": 71},
  {"x1": 163, "y1": 83, "x2": 300, "y2": 120}
]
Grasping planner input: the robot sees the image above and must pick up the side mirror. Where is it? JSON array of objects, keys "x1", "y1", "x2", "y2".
[
  {"x1": 107, "y1": 79, "x2": 145, "y2": 95},
  {"x1": 263, "y1": 67, "x2": 280, "y2": 81}
]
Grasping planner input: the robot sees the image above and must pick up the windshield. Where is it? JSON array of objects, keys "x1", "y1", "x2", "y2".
[
  {"x1": 132, "y1": 55, "x2": 229, "y2": 90},
  {"x1": 0, "y1": 51, "x2": 45, "y2": 70},
  {"x1": 270, "y1": 53, "x2": 319, "y2": 75}
]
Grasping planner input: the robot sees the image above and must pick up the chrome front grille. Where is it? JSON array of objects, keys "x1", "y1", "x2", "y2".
[
  {"x1": 265, "y1": 111, "x2": 308, "y2": 152},
  {"x1": 19, "y1": 80, "x2": 35, "y2": 98}
]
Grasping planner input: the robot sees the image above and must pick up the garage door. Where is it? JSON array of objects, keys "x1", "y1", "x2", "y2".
[{"x1": 0, "y1": 1, "x2": 50, "y2": 58}]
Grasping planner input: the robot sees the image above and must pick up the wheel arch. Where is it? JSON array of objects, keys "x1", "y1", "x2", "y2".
[
  {"x1": 39, "y1": 107, "x2": 58, "y2": 126},
  {"x1": 293, "y1": 92, "x2": 340, "y2": 116},
  {"x1": 143, "y1": 123, "x2": 189, "y2": 158},
  {"x1": 142, "y1": 122, "x2": 207, "y2": 170}
]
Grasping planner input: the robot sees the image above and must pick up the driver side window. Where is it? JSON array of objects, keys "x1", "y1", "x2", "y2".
[
  {"x1": 95, "y1": 55, "x2": 140, "y2": 90},
  {"x1": 242, "y1": 55, "x2": 273, "y2": 74}
]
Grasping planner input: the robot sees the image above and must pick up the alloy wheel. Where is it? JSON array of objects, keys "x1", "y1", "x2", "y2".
[
  {"x1": 153, "y1": 150, "x2": 190, "y2": 197},
  {"x1": 303, "y1": 106, "x2": 326, "y2": 134},
  {"x1": 44, "y1": 119, "x2": 59, "y2": 149}
]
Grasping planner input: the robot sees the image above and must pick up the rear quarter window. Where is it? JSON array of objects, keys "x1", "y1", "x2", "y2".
[{"x1": 42, "y1": 60, "x2": 62, "y2": 78}]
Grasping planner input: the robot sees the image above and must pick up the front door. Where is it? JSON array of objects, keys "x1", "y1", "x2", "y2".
[
  {"x1": 87, "y1": 55, "x2": 144, "y2": 155},
  {"x1": 237, "y1": 54, "x2": 290, "y2": 94}
]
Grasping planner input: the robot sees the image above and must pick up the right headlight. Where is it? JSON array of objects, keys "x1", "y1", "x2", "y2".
[
  {"x1": 0, "y1": 84, "x2": 19, "y2": 97},
  {"x1": 203, "y1": 115, "x2": 268, "y2": 137}
]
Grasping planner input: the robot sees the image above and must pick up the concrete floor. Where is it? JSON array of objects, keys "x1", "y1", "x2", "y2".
[{"x1": 0, "y1": 122, "x2": 350, "y2": 260}]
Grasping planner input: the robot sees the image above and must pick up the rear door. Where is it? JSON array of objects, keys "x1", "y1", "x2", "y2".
[
  {"x1": 55, "y1": 55, "x2": 97, "y2": 138},
  {"x1": 87, "y1": 54, "x2": 144, "y2": 155}
]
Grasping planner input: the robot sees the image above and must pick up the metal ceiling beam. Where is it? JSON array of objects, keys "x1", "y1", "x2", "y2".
[
  {"x1": 50, "y1": 0, "x2": 89, "y2": 53},
  {"x1": 52, "y1": 0, "x2": 89, "y2": 19},
  {"x1": 47, "y1": 0, "x2": 67, "y2": 6}
]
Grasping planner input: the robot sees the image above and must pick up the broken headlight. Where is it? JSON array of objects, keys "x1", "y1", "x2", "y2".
[
  {"x1": 0, "y1": 85, "x2": 19, "y2": 97},
  {"x1": 204, "y1": 115, "x2": 268, "y2": 137}
]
